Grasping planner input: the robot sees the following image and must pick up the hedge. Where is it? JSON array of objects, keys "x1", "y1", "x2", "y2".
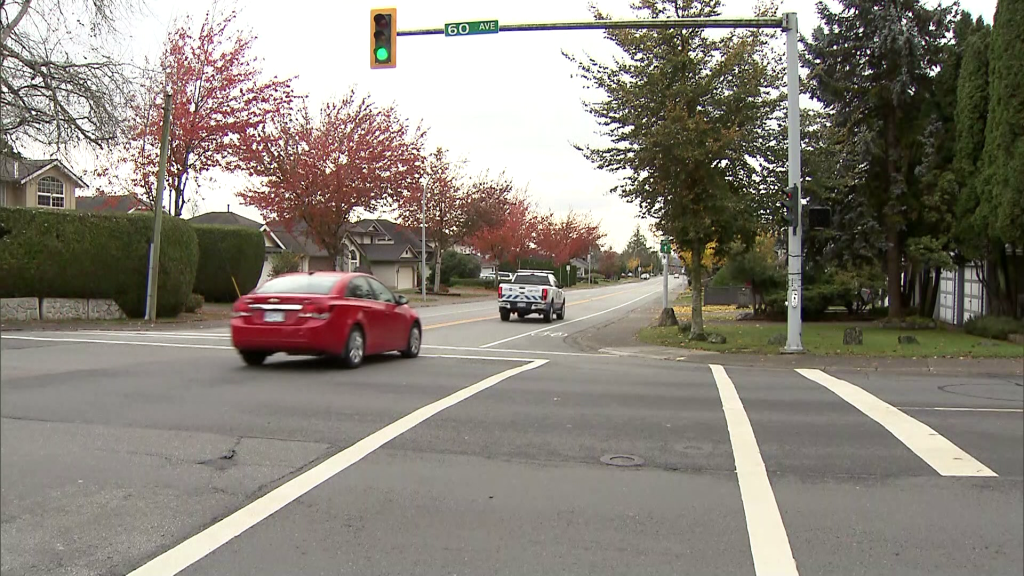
[
  {"x1": 0, "y1": 207, "x2": 198, "y2": 318},
  {"x1": 191, "y1": 224, "x2": 265, "y2": 302}
]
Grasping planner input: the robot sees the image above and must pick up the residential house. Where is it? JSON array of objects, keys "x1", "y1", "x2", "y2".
[
  {"x1": 76, "y1": 194, "x2": 149, "y2": 214},
  {"x1": 1, "y1": 155, "x2": 87, "y2": 210},
  {"x1": 570, "y1": 257, "x2": 590, "y2": 279},
  {"x1": 350, "y1": 219, "x2": 432, "y2": 291},
  {"x1": 261, "y1": 219, "x2": 367, "y2": 279}
]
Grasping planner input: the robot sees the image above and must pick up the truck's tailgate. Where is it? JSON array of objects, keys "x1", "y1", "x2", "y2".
[{"x1": 500, "y1": 284, "x2": 545, "y2": 302}]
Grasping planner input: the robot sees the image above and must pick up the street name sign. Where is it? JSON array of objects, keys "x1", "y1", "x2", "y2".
[{"x1": 445, "y1": 20, "x2": 499, "y2": 36}]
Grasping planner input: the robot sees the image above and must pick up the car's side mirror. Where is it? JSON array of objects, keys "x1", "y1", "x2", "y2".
[{"x1": 395, "y1": 294, "x2": 409, "y2": 306}]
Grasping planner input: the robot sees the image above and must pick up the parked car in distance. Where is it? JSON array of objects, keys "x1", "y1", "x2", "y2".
[
  {"x1": 641, "y1": 273, "x2": 651, "y2": 280},
  {"x1": 230, "y1": 272, "x2": 421, "y2": 369}
]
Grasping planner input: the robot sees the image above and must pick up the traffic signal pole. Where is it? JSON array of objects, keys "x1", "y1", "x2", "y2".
[
  {"x1": 389, "y1": 12, "x2": 805, "y2": 353},
  {"x1": 783, "y1": 13, "x2": 804, "y2": 353}
]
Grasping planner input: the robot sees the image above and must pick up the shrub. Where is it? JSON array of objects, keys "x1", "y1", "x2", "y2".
[
  {"x1": 964, "y1": 314, "x2": 1024, "y2": 341},
  {"x1": 0, "y1": 207, "x2": 198, "y2": 318},
  {"x1": 270, "y1": 250, "x2": 303, "y2": 276},
  {"x1": 191, "y1": 224, "x2": 265, "y2": 302},
  {"x1": 428, "y1": 250, "x2": 481, "y2": 288},
  {"x1": 184, "y1": 293, "x2": 204, "y2": 313}
]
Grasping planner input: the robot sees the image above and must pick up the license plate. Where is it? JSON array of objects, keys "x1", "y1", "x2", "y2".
[
  {"x1": 263, "y1": 310, "x2": 285, "y2": 322},
  {"x1": 518, "y1": 303, "x2": 529, "y2": 309}
]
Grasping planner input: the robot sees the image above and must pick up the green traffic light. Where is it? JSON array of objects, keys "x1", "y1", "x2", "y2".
[{"x1": 375, "y1": 47, "x2": 389, "y2": 61}]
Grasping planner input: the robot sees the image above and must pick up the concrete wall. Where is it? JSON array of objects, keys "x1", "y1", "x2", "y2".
[{"x1": 1, "y1": 297, "x2": 126, "y2": 322}]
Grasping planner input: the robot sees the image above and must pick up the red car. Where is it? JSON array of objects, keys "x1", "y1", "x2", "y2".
[{"x1": 230, "y1": 272, "x2": 421, "y2": 368}]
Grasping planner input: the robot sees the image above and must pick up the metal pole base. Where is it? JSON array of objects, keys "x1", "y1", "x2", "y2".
[{"x1": 780, "y1": 346, "x2": 806, "y2": 355}]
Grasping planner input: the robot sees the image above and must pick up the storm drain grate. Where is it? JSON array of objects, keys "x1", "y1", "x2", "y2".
[{"x1": 600, "y1": 454, "x2": 644, "y2": 467}]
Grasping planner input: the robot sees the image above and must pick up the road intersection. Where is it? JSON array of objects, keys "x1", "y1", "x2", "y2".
[{"x1": 2, "y1": 278, "x2": 1021, "y2": 575}]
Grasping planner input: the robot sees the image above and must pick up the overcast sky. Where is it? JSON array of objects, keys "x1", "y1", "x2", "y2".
[{"x1": 68, "y1": 0, "x2": 996, "y2": 251}]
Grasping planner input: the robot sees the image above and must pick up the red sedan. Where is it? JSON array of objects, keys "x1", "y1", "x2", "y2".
[{"x1": 230, "y1": 272, "x2": 421, "y2": 368}]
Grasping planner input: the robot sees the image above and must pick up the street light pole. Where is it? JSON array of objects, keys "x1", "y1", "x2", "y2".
[{"x1": 421, "y1": 182, "x2": 427, "y2": 302}]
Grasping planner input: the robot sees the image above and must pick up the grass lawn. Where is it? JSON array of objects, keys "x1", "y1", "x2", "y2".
[{"x1": 638, "y1": 321, "x2": 1024, "y2": 358}]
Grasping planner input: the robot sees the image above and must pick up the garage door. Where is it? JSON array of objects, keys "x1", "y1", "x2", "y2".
[{"x1": 396, "y1": 266, "x2": 415, "y2": 290}]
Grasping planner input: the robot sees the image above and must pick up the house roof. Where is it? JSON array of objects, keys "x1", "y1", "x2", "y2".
[
  {"x1": 189, "y1": 211, "x2": 263, "y2": 229},
  {"x1": 263, "y1": 220, "x2": 368, "y2": 260},
  {"x1": 362, "y1": 242, "x2": 423, "y2": 263},
  {"x1": 76, "y1": 194, "x2": 147, "y2": 213},
  {"x1": 0, "y1": 155, "x2": 87, "y2": 187}
]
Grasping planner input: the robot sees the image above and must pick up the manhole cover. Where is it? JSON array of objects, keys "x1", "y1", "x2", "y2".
[{"x1": 600, "y1": 454, "x2": 644, "y2": 467}]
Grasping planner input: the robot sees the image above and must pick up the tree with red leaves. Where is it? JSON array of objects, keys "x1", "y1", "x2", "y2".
[
  {"x1": 394, "y1": 149, "x2": 509, "y2": 292},
  {"x1": 599, "y1": 249, "x2": 623, "y2": 279},
  {"x1": 534, "y1": 210, "x2": 605, "y2": 265},
  {"x1": 239, "y1": 90, "x2": 426, "y2": 268},
  {"x1": 101, "y1": 8, "x2": 295, "y2": 216},
  {"x1": 468, "y1": 190, "x2": 538, "y2": 268}
]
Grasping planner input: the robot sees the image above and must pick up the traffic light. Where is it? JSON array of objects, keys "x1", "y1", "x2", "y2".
[
  {"x1": 370, "y1": 8, "x2": 397, "y2": 69},
  {"x1": 781, "y1": 184, "x2": 800, "y2": 231}
]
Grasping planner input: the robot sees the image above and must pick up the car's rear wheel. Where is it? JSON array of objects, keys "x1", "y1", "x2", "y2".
[
  {"x1": 240, "y1": 351, "x2": 268, "y2": 366},
  {"x1": 500, "y1": 308, "x2": 511, "y2": 322},
  {"x1": 342, "y1": 326, "x2": 365, "y2": 369},
  {"x1": 556, "y1": 301, "x2": 566, "y2": 320},
  {"x1": 543, "y1": 304, "x2": 553, "y2": 323},
  {"x1": 401, "y1": 323, "x2": 421, "y2": 358}
]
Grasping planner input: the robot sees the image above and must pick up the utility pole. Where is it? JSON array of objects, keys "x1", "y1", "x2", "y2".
[
  {"x1": 782, "y1": 12, "x2": 804, "y2": 353},
  {"x1": 144, "y1": 88, "x2": 173, "y2": 322}
]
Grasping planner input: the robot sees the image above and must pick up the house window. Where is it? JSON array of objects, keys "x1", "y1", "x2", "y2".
[
  {"x1": 349, "y1": 249, "x2": 359, "y2": 271},
  {"x1": 36, "y1": 176, "x2": 65, "y2": 208}
]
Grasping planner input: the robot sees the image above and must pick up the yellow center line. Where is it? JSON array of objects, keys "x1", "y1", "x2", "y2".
[{"x1": 423, "y1": 286, "x2": 644, "y2": 330}]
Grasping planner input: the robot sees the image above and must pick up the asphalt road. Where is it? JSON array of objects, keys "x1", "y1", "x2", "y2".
[{"x1": 2, "y1": 277, "x2": 1021, "y2": 576}]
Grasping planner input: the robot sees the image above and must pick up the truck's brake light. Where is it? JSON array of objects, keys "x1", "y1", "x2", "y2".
[
  {"x1": 498, "y1": 286, "x2": 503, "y2": 297},
  {"x1": 542, "y1": 288, "x2": 548, "y2": 300}
]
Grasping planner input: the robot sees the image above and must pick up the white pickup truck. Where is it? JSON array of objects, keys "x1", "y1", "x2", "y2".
[{"x1": 497, "y1": 270, "x2": 566, "y2": 323}]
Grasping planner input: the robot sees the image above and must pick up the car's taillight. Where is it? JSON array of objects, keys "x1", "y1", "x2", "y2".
[
  {"x1": 542, "y1": 288, "x2": 548, "y2": 300},
  {"x1": 298, "y1": 301, "x2": 331, "y2": 320},
  {"x1": 497, "y1": 286, "x2": 503, "y2": 297},
  {"x1": 230, "y1": 300, "x2": 252, "y2": 317}
]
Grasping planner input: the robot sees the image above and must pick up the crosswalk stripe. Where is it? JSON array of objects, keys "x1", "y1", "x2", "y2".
[
  {"x1": 710, "y1": 364, "x2": 800, "y2": 576},
  {"x1": 796, "y1": 369, "x2": 998, "y2": 477}
]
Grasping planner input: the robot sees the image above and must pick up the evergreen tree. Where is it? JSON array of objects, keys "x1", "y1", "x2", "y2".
[
  {"x1": 979, "y1": 0, "x2": 1024, "y2": 247},
  {"x1": 803, "y1": 0, "x2": 956, "y2": 318}
]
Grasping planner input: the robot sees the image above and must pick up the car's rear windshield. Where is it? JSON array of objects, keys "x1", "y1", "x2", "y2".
[
  {"x1": 254, "y1": 275, "x2": 340, "y2": 295},
  {"x1": 512, "y1": 274, "x2": 551, "y2": 286}
]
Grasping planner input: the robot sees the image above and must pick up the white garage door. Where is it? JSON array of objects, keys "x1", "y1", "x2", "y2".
[{"x1": 396, "y1": 266, "x2": 415, "y2": 290}]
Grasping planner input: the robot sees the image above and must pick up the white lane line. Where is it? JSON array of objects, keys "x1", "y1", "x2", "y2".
[
  {"x1": 422, "y1": 344, "x2": 613, "y2": 358},
  {"x1": 796, "y1": 369, "x2": 998, "y2": 477},
  {"x1": 479, "y1": 289, "x2": 660, "y2": 349},
  {"x1": 1, "y1": 335, "x2": 543, "y2": 364},
  {"x1": 1, "y1": 335, "x2": 233, "y2": 350},
  {"x1": 75, "y1": 331, "x2": 229, "y2": 340},
  {"x1": 710, "y1": 364, "x2": 799, "y2": 576},
  {"x1": 899, "y1": 406, "x2": 1023, "y2": 413},
  {"x1": 126, "y1": 358, "x2": 547, "y2": 576}
]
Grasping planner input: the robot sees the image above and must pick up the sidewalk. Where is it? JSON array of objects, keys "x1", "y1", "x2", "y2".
[{"x1": 568, "y1": 302, "x2": 1024, "y2": 377}]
